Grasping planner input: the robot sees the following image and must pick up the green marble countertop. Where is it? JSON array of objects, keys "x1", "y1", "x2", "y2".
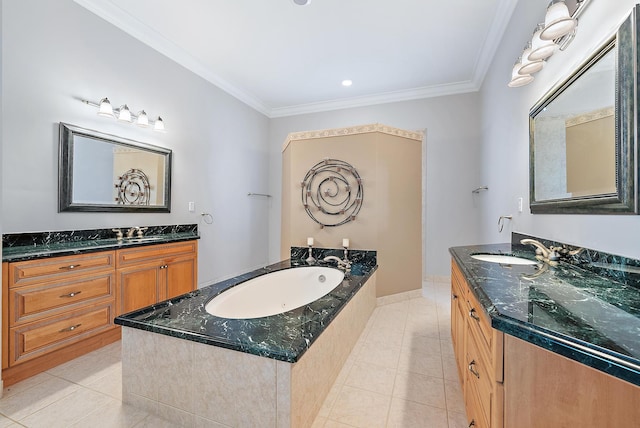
[
  {"x1": 450, "y1": 243, "x2": 640, "y2": 386},
  {"x1": 115, "y1": 258, "x2": 377, "y2": 363},
  {"x1": 2, "y1": 232, "x2": 199, "y2": 263}
]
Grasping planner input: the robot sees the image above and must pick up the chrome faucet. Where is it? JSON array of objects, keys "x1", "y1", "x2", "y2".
[
  {"x1": 112, "y1": 228, "x2": 123, "y2": 240},
  {"x1": 323, "y1": 255, "x2": 351, "y2": 272},
  {"x1": 126, "y1": 227, "x2": 137, "y2": 238},
  {"x1": 520, "y1": 239, "x2": 560, "y2": 263}
]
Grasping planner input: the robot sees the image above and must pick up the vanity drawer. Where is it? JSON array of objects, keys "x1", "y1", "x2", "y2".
[
  {"x1": 9, "y1": 251, "x2": 115, "y2": 288},
  {"x1": 117, "y1": 241, "x2": 197, "y2": 268},
  {"x1": 466, "y1": 291, "x2": 493, "y2": 357},
  {"x1": 466, "y1": 322, "x2": 493, "y2": 428},
  {"x1": 9, "y1": 302, "x2": 115, "y2": 366},
  {"x1": 9, "y1": 273, "x2": 115, "y2": 325}
]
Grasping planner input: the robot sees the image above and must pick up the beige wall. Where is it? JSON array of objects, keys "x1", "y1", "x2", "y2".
[
  {"x1": 281, "y1": 125, "x2": 422, "y2": 297},
  {"x1": 566, "y1": 114, "x2": 615, "y2": 197}
]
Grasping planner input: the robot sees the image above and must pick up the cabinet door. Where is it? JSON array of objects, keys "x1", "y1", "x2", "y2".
[
  {"x1": 117, "y1": 264, "x2": 159, "y2": 315},
  {"x1": 163, "y1": 256, "x2": 197, "y2": 302}
]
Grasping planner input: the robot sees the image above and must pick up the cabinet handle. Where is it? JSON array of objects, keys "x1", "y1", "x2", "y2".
[
  {"x1": 469, "y1": 308, "x2": 480, "y2": 321},
  {"x1": 159, "y1": 264, "x2": 168, "y2": 269},
  {"x1": 468, "y1": 420, "x2": 476, "y2": 428},
  {"x1": 452, "y1": 293, "x2": 458, "y2": 300},
  {"x1": 468, "y1": 360, "x2": 480, "y2": 378},
  {"x1": 59, "y1": 264, "x2": 81, "y2": 270},
  {"x1": 60, "y1": 291, "x2": 82, "y2": 298},
  {"x1": 59, "y1": 323, "x2": 82, "y2": 333}
]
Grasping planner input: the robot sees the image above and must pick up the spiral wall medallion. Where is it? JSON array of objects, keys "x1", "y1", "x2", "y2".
[
  {"x1": 301, "y1": 159, "x2": 363, "y2": 228},
  {"x1": 115, "y1": 168, "x2": 151, "y2": 205}
]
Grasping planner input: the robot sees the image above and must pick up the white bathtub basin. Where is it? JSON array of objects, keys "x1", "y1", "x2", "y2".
[{"x1": 205, "y1": 266, "x2": 345, "y2": 319}]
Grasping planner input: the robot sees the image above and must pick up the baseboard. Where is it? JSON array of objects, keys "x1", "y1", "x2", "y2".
[{"x1": 376, "y1": 289, "x2": 423, "y2": 306}]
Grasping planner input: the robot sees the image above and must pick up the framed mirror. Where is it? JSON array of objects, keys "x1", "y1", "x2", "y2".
[
  {"x1": 59, "y1": 123, "x2": 172, "y2": 212},
  {"x1": 529, "y1": 5, "x2": 639, "y2": 214}
]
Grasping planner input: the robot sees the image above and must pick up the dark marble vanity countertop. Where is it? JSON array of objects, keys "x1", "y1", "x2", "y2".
[
  {"x1": 2, "y1": 225, "x2": 199, "y2": 262},
  {"x1": 115, "y1": 256, "x2": 377, "y2": 363},
  {"x1": 450, "y1": 243, "x2": 640, "y2": 386}
]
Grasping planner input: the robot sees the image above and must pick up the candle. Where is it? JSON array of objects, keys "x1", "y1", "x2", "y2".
[
  {"x1": 307, "y1": 237, "x2": 314, "y2": 246},
  {"x1": 342, "y1": 238, "x2": 349, "y2": 248}
]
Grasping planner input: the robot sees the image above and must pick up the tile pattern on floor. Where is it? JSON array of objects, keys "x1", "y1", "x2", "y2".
[
  {"x1": 312, "y1": 279, "x2": 465, "y2": 428},
  {"x1": 0, "y1": 279, "x2": 464, "y2": 427}
]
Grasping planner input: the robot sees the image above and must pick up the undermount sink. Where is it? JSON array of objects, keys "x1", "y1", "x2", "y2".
[
  {"x1": 123, "y1": 236, "x2": 163, "y2": 243},
  {"x1": 471, "y1": 254, "x2": 538, "y2": 265}
]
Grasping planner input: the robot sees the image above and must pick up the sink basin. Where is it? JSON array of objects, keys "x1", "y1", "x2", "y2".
[
  {"x1": 123, "y1": 236, "x2": 164, "y2": 243},
  {"x1": 471, "y1": 254, "x2": 538, "y2": 265}
]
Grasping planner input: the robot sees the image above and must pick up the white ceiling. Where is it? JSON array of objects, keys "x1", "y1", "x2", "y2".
[{"x1": 74, "y1": 0, "x2": 518, "y2": 117}]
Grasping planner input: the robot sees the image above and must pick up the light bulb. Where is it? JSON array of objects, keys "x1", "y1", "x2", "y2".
[
  {"x1": 97, "y1": 98, "x2": 114, "y2": 117},
  {"x1": 540, "y1": 0, "x2": 577, "y2": 41},
  {"x1": 136, "y1": 110, "x2": 149, "y2": 127},
  {"x1": 117, "y1": 105, "x2": 132, "y2": 122},
  {"x1": 530, "y1": 23, "x2": 557, "y2": 61},
  {"x1": 153, "y1": 116, "x2": 165, "y2": 132},
  {"x1": 508, "y1": 60, "x2": 534, "y2": 88}
]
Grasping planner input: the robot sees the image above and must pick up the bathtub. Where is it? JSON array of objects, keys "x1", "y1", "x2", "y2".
[
  {"x1": 116, "y1": 256, "x2": 377, "y2": 427},
  {"x1": 205, "y1": 266, "x2": 345, "y2": 319}
]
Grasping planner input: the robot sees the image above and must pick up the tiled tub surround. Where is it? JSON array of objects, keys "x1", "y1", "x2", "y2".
[
  {"x1": 116, "y1": 257, "x2": 377, "y2": 427},
  {"x1": 450, "y1": 240, "x2": 640, "y2": 386},
  {"x1": 2, "y1": 224, "x2": 199, "y2": 262}
]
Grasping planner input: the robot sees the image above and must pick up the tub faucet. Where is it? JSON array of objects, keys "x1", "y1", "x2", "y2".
[
  {"x1": 323, "y1": 255, "x2": 351, "y2": 272},
  {"x1": 520, "y1": 239, "x2": 560, "y2": 263}
]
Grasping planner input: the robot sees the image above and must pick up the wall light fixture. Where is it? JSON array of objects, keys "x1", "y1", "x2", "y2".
[
  {"x1": 82, "y1": 97, "x2": 166, "y2": 132},
  {"x1": 508, "y1": 0, "x2": 591, "y2": 88}
]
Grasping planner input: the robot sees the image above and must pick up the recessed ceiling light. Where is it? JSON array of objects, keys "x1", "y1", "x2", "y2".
[
  {"x1": 293, "y1": 0, "x2": 311, "y2": 5},
  {"x1": 342, "y1": 80, "x2": 353, "y2": 87}
]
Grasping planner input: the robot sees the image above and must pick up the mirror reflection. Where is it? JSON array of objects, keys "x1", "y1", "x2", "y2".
[
  {"x1": 527, "y1": 10, "x2": 640, "y2": 216},
  {"x1": 532, "y1": 45, "x2": 616, "y2": 202},
  {"x1": 59, "y1": 123, "x2": 172, "y2": 212}
]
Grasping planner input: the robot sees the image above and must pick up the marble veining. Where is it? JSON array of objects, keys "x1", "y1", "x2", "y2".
[
  {"x1": 450, "y1": 241, "x2": 640, "y2": 386},
  {"x1": 513, "y1": 232, "x2": 640, "y2": 290},
  {"x1": 115, "y1": 257, "x2": 377, "y2": 363},
  {"x1": 2, "y1": 224, "x2": 199, "y2": 262},
  {"x1": 290, "y1": 246, "x2": 377, "y2": 276}
]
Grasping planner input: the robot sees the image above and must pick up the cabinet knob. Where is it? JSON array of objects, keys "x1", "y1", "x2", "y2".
[
  {"x1": 60, "y1": 323, "x2": 82, "y2": 333},
  {"x1": 60, "y1": 291, "x2": 82, "y2": 298},
  {"x1": 468, "y1": 420, "x2": 476, "y2": 428},
  {"x1": 469, "y1": 308, "x2": 480, "y2": 321},
  {"x1": 468, "y1": 360, "x2": 480, "y2": 378},
  {"x1": 452, "y1": 293, "x2": 458, "y2": 300}
]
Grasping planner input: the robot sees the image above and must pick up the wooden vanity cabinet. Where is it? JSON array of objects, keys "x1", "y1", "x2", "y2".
[
  {"x1": 2, "y1": 251, "x2": 120, "y2": 386},
  {"x1": 452, "y1": 258, "x2": 640, "y2": 427},
  {"x1": 451, "y1": 260, "x2": 504, "y2": 428},
  {"x1": 2, "y1": 239, "x2": 198, "y2": 386},
  {"x1": 116, "y1": 241, "x2": 197, "y2": 315},
  {"x1": 503, "y1": 335, "x2": 640, "y2": 427}
]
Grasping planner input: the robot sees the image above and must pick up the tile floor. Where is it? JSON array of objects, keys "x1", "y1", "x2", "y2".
[{"x1": 0, "y1": 279, "x2": 465, "y2": 427}]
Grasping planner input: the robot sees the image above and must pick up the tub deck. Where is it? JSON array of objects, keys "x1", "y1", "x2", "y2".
[{"x1": 115, "y1": 254, "x2": 377, "y2": 362}]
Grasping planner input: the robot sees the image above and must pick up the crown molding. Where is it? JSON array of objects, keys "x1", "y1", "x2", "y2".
[
  {"x1": 470, "y1": 0, "x2": 520, "y2": 88},
  {"x1": 73, "y1": 0, "x2": 271, "y2": 116},
  {"x1": 282, "y1": 123, "x2": 425, "y2": 152},
  {"x1": 270, "y1": 80, "x2": 479, "y2": 118},
  {"x1": 74, "y1": 0, "x2": 515, "y2": 119}
]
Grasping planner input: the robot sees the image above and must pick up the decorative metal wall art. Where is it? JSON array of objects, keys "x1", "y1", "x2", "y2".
[
  {"x1": 301, "y1": 159, "x2": 363, "y2": 228},
  {"x1": 115, "y1": 168, "x2": 151, "y2": 205}
]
